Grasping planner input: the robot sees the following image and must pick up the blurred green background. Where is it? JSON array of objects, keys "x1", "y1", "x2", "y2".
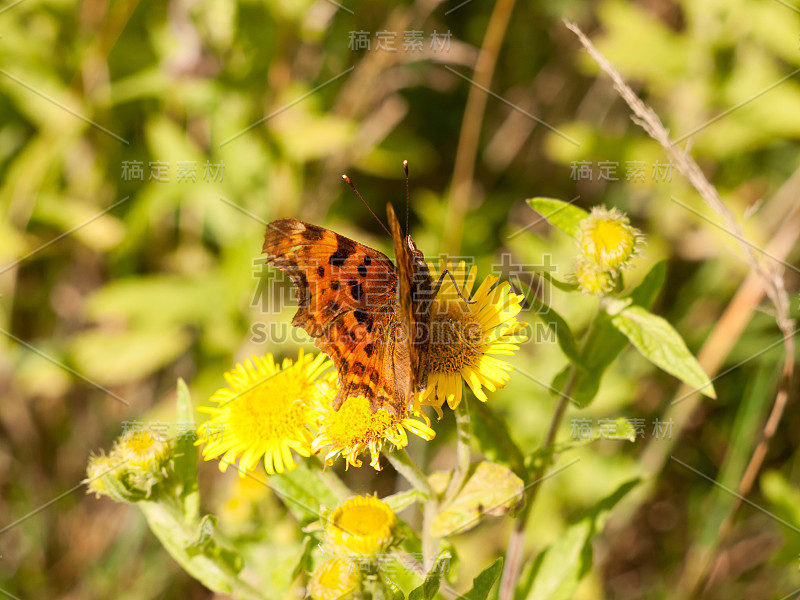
[{"x1": 1, "y1": 0, "x2": 800, "y2": 598}]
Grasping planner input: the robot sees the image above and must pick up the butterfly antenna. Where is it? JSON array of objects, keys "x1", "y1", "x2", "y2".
[
  {"x1": 342, "y1": 174, "x2": 392, "y2": 237},
  {"x1": 403, "y1": 160, "x2": 410, "y2": 234}
]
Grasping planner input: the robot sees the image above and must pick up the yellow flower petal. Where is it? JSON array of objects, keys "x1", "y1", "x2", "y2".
[
  {"x1": 312, "y1": 385, "x2": 434, "y2": 471},
  {"x1": 196, "y1": 350, "x2": 330, "y2": 476}
]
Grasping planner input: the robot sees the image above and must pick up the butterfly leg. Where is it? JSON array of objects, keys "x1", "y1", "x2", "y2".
[{"x1": 431, "y1": 270, "x2": 477, "y2": 304}]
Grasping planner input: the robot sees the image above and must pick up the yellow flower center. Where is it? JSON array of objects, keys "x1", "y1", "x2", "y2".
[
  {"x1": 327, "y1": 495, "x2": 397, "y2": 555},
  {"x1": 578, "y1": 207, "x2": 642, "y2": 271},
  {"x1": 116, "y1": 431, "x2": 170, "y2": 469},
  {"x1": 323, "y1": 396, "x2": 394, "y2": 447},
  {"x1": 308, "y1": 558, "x2": 360, "y2": 600},
  {"x1": 590, "y1": 219, "x2": 632, "y2": 259},
  {"x1": 126, "y1": 432, "x2": 159, "y2": 455},
  {"x1": 424, "y1": 302, "x2": 483, "y2": 374},
  {"x1": 334, "y1": 504, "x2": 392, "y2": 537},
  {"x1": 227, "y1": 373, "x2": 311, "y2": 445}
]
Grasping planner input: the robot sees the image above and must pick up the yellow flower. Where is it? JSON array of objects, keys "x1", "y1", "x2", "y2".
[
  {"x1": 419, "y1": 260, "x2": 528, "y2": 417},
  {"x1": 325, "y1": 495, "x2": 397, "y2": 556},
  {"x1": 112, "y1": 429, "x2": 171, "y2": 471},
  {"x1": 86, "y1": 429, "x2": 172, "y2": 500},
  {"x1": 577, "y1": 205, "x2": 644, "y2": 271},
  {"x1": 312, "y1": 380, "x2": 435, "y2": 471},
  {"x1": 85, "y1": 452, "x2": 124, "y2": 499},
  {"x1": 197, "y1": 350, "x2": 330, "y2": 476},
  {"x1": 307, "y1": 558, "x2": 361, "y2": 600},
  {"x1": 575, "y1": 260, "x2": 616, "y2": 296}
]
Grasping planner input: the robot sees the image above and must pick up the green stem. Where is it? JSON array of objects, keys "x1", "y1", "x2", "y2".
[
  {"x1": 498, "y1": 308, "x2": 598, "y2": 600},
  {"x1": 497, "y1": 384, "x2": 573, "y2": 600},
  {"x1": 443, "y1": 396, "x2": 471, "y2": 505},
  {"x1": 385, "y1": 449, "x2": 438, "y2": 570},
  {"x1": 385, "y1": 449, "x2": 434, "y2": 498},
  {"x1": 422, "y1": 496, "x2": 439, "y2": 571}
]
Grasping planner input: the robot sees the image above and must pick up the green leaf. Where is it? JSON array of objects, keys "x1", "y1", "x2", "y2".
[
  {"x1": 290, "y1": 536, "x2": 314, "y2": 582},
  {"x1": 185, "y1": 514, "x2": 243, "y2": 575},
  {"x1": 526, "y1": 198, "x2": 590, "y2": 239},
  {"x1": 268, "y1": 461, "x2": 340, "y2": 522},
  {"x1": 432, "y1": 462, "x2": 525, "y2": 537},
  {"x1": 70, "y1": 326, "x2": 191, "y2": 385},
  {"x1": 185, "y1": 514, "x2": 217, "y2": 554},
  {"x1": 463, "y1": 557, "x2": 503, "y2": 600},
  {"x1": 409, "y1": 552, "x2": 451, "y2": 600},
  {"x1": 526, "y1": 418, "x2": 635, "y2": 472},
  {"x1": 139, "y1": 502, "x2": 263, "y2": 599},
  {"x1": 384, "y1": 488, "x2": 425, "y2": 513},
  {"x1": 174, "y1": 378, "x2": 199, "y2": 522},
  {"x1": 760, "y1": 471, "x2": 800, "y2": 531},
  {"x1": 522, "y1": 480, "x2": 639, "y2": 600},
  {"x1": 531, "y1": 269, "x2": 579, "y2": 293},
  {"x1": 692, "y1": 364, "x2": 775, "y2": 553},
  {"x1": 610, "y1": 305, "x2": 715, "y2": 398},
  {"x1": 566, "y1": 260, "x2": 667, "y2": 407},
  {"x1": 629, "y1": 260, "x2": 666, "y2": 307},
  {"x1": 471, "y1": 401, "x2": 527, "y2": 479},
  {"x1": 528, "y1": 296, "x2": 583, "y2": 366},
  {"x1": 381, "y1": 574, "x2": 408, "y2": 600}
]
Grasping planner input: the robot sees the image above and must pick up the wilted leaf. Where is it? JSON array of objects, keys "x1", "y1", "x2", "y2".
[{"x1": 432, "y1": 462, "x2": 524, "y2": 537}]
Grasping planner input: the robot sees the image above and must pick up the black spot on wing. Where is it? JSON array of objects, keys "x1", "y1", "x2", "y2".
[
  {"x1": 349, "y1": 279, "x2": 363, "y2": 301},
  {"x1": 351, "y1": 362, "x2": 366, "y2": 377},
  {"x1": 317, "y1": 266, "x2": 325, "y2": 278},
  {"x1": 302, "y1": 224, "x2": 325, "y2": 241},
  {"x1": 329, "y1": 235, "x2": 355, "y2": 267}
]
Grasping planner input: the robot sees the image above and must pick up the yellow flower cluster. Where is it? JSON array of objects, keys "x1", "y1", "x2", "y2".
[
  {"x1": 196, "y1": 266, "x2": 528, "y2": 475},
  {"x1": 85, "y1": 428, "x2": 173, "y2": 500},
  {"x1": 574, "y1": 206, "x2": 644, "y2": 295},
  {"x1": 308, "y1": 495, "x2": 399, "y2": 600},
  {"x1": 196, "y1": 350, "x2": 434, "y2": 475}
]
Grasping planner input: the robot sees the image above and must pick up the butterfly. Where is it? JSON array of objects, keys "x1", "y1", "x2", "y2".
[{"x1": 262, "y1": 188, "x2": 434, "y2": 418}]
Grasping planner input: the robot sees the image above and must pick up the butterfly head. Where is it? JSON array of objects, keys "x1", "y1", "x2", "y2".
[{"x1": 407, "y1": 236, "x2": 429, "y2": 274}]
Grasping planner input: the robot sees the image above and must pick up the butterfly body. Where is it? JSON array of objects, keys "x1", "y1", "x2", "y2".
[{"x1": 262, "y1": 204, "x2": 431, "y2": 417}]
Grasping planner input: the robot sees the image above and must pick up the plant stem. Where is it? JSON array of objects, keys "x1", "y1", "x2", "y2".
[
  {"x1": 385, "y1": 449, "x2": 438, "y2": 571},
  {"x1": 444, "y1": 0, "x2": 518, "y2": 253},
  {"x1": 498, "y1": 357, "x2": 580, "y2": 600},
  {"x1": 443, "y1": 396, "x2": 471, "y2": 505},
  {"x1": 385, "y1": 448, "x2": 433, "y2": 498}
]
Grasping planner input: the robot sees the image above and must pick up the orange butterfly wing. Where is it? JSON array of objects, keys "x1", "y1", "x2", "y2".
[{"x1": 262, "y1": 219, "x2": 407, "y2": 415}]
